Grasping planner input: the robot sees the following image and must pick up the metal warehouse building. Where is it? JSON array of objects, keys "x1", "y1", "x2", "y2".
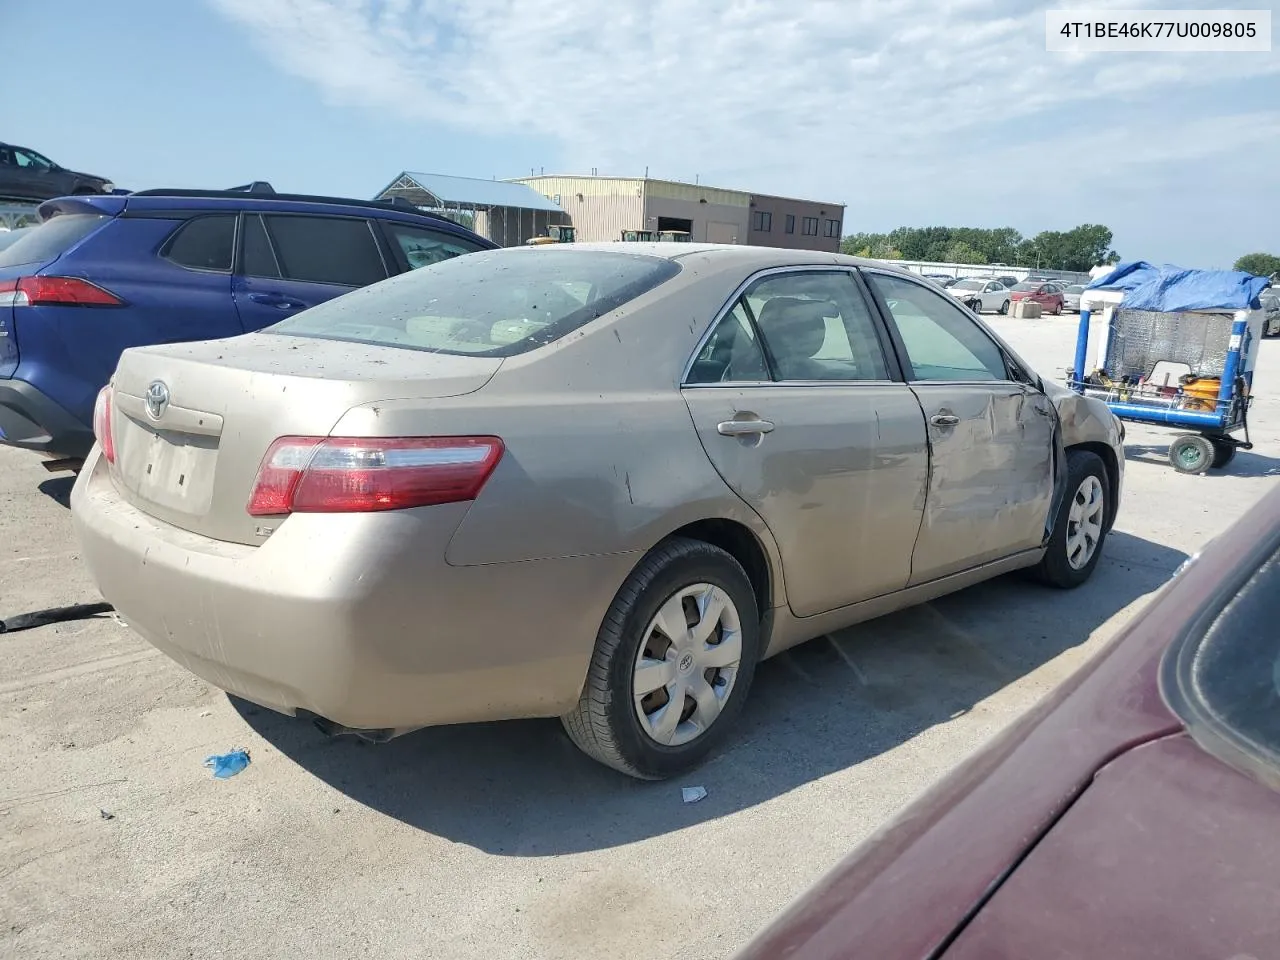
[
  {"x1": 512, "y1": 175, "x2": 845, "y2": 252},
  {"x1": 375, "y1": 171, "x2": 571, "y2": 247}
]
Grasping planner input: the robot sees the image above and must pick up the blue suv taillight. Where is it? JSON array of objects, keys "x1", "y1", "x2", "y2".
[{"x1": 0, "y1": 308, "x2": 15, "y2": 377}]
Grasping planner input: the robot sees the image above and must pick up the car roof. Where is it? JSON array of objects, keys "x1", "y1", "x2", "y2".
[
  {"x1": 509, "y1": 241, "x2": 922, "y2": 276},
  {"x1": 53, "y1": 191, "x2": 487, "y2": 238}
]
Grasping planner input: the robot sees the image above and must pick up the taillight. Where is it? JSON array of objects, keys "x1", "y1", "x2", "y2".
[
  {"x1": 0, "y1": 276, "x2": 124, "y2": 307},
  {"x1": 246, "y1": 436, "x2": 505, "y2": 516},
  {"x1": 92, "y1": 384, "x2": 116, "y2": 464}
]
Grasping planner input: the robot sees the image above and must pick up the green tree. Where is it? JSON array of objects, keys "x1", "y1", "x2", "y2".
[
  {"x1": 1020, "y1": 224, "x2": 1117, "y2": 272},
  {"x1": 943, "y1": 240, "x2": 987, "y2": 264},
  {"x1": 1233, "y1": 252, "x2": 1280, "y2": 278}
]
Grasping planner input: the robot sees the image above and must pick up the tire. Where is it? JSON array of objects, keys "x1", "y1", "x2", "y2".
[
  {"x1": 1210, "y1": 439, "x2": 1236, "y2": 470},
  {"x1": 968, "y1": 299, "x2": 982, "y2": 314},
  {"x1": 1168, "y1": 434, "x2": 1214, "y2": 475},
  {"x1": 561, "y1": 537, "x2": 761, "y2": 779},
  {"x1": 1053, "y1": 302, "x2": 1063, "y2": 315},
  {"x1": 999, "y1": 300, "x2": 1010, "y2": 315},
  {"x1": 1032, "y1": 450, "x2": 1110, "y2": 589}
]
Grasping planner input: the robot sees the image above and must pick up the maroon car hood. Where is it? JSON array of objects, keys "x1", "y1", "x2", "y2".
[{"x1": 946, "y1": 733, "x2": 1280, "y2": 958}]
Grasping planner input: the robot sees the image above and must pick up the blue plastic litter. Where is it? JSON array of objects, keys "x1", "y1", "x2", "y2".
[
  {"x1": 204, "y1": 749, "x2": 251, "y2": 779},
  {"x1": 1086, "y1": 261, "x2": 1272, "y2": 313}
]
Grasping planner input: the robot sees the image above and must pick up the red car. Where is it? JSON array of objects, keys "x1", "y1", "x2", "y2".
[
  {"x1": 735, "y1": 482, "x2": 1280, "y2": 960},
  {"x1": 1009, "y1": 281, "x2": 1065, "y2": 314}
]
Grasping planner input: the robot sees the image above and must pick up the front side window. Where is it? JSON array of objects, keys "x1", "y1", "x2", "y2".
[
  {"x1": 1164, "y1": 540, "x2": 1280, "y2": 787},
  {"x1": 745, "y1": 271, "x2": 889, "y2": 381},
  {"x1": 13, "y1": 149, "x2": 54, "y2": 170},
  {"x1": 162, "y1": 215, "x2": 235, "y2": 272},
  {"x1": 866, "y1": 272, "x2": 1008, "y2": 382},
  {"x1": 383, "y1": 222, "x2": 483, "y2": 271},
  {"x1": 241, "y1": 214, "x2": 281, "y2": 278},
  {"x1": 802, "y1": 217, "x2": 819, "y2": 236},
  {"x1": 268, "y1": 250, "x2": 680, "y2": 357},
  {"x1": 261, "y1": 215, "x2": 387, "y2": 287}
]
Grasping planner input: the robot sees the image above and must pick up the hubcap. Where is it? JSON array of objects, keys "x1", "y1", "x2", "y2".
[
  {"x1": 632, "y1": 583, "x2": 743, "y2": 747},
  {"x1": 1066, "y1": 475, "x2": 1105, "y2": 570},
  {"x1": 1177, "y1": 444, "x2": 1204, "y2": 469}
]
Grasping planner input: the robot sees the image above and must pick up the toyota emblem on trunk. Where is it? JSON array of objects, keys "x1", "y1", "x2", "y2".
[{"x1": 145, "y1": 381, "x2": 170, "y2": 420}]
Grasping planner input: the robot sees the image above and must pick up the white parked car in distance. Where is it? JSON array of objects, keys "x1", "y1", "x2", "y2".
[{"x1": 946, "y1": 278, "x2": 1011, "y2": 315}]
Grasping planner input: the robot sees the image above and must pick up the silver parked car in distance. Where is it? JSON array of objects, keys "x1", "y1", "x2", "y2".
[
  {"x1": 1064, "y1": 284, "x2": 1086, "y2": 312},
  {"x1": 71, "y1": 245, "x2": 1125, "y2": 779},
  {"x1": 946, "y1": 277, "x2": 1012, "y2": 314}
]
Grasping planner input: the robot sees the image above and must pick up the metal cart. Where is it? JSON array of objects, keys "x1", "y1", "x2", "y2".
[{"x1": 1068, "y1": 262, "x2": 1271, "y2": 475}]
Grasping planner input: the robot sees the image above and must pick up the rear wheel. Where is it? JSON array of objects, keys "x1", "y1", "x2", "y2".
[
  {"x1": 999, "y1": 299, "x2": 1010, "y2": 315},
  {"x1": 561, "y1": 538, "x2": 761, "y2": 779},
  {"x1": 1169, "y1": 434, "x2": 1214, "y2": 475},
  {"x1": 1053, "y1": 301, "x2": 1063, "y2": 315},
  {"x1": 1210, "y1": 439, "x2": 1236, "y2": 470},
  {"x1": 1033, "y1": 450, "x2": 1109, "y2": 589}
]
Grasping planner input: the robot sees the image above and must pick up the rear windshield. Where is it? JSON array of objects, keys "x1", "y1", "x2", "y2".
[
  {"x1": 266, "y1": 249, "x2": 681, "y2": 356},
  {"x1": 1012, "y1": 282, "x2": 1039, "y2": 291},
  {"x1": 0, "y1": 214, "x2": 111, "y2": 268}
]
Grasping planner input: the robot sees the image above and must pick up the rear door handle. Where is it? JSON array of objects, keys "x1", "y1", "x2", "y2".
[
  {"x1": 249, "y1": 292, "x2": 307, "y2": 310},
  {"x1": 717, "y1": 418, "x2": 775, "y2": 436},
  {"x1": 930, "y1": 414, "x2": 961, "y2": 427}
]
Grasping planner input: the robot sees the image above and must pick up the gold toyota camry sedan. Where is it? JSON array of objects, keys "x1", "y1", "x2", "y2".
[{"x1": 71, "y1": 244, "x2": 1124, "y2": 779}]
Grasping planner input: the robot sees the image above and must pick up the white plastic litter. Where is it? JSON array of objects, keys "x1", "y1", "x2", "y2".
[{"x1": 681, "y1": 786, "x2": 708, "y2": 804}]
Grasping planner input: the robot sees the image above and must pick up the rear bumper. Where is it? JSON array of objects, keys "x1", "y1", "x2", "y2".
[
  {"x1": 0, "y1": 378, "x2": 94, "y2": 457},
  {"x1": 70, "y1": 450, "x2": 638, "y2": 731}
]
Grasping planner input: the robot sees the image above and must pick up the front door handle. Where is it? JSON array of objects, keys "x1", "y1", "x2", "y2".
[
  {"x1": 717, "y1": 418, "x2": 775, "y2": 436},
  {"x1": 930, "y1": 414, "x2": 961, "y2": 427}
]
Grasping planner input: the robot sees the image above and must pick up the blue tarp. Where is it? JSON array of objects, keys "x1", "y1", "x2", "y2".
[{"x1": 1086, "y1": 260, "x2": 1271, "y2": 313}]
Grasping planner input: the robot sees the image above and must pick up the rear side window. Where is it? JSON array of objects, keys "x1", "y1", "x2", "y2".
[
  {"x1": 383, "y1": 222, "x2": 483, "y2": 271},
  {"x1": 266, "y1": 249, "x2": 680, "y2": 357},
  {"x1": 161, "y1": 215, "x2": 235, "y2": 272},
  {"x1": 0, "y1": 213, "x2": 110, "y2": 268},
  {"x1": 261, "y1": 215, "x2": 386, "y2": 287}
]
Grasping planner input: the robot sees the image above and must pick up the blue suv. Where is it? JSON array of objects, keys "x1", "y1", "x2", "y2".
[{"x1": 0, "y1": 185, "x2": 496, "y2": 460}]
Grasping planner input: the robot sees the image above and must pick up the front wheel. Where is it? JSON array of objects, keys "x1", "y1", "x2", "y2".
[
  {"x1": 561, "y1": 537, "x2": 761, "y2": 779},
  {"x1": 1033, "y1": 450, "x2": 1110, "y2": 589},
  {"x1": 1169, "y1": 434, "x2": 1214, "y2": 475}
]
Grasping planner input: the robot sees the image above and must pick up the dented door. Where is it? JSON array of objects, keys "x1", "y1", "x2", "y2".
[{"x1": 907, "y1": 383, "x2": 1055, "y2": 584}]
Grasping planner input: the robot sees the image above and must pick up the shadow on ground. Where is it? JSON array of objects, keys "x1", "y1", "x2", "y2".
[
  {"x1": 1124, "y1": 443, "x2": 1280, "y2": 477},
  {"x1": 238, "y1": 530, "x2": 1185, "y2": 856},
  {"x1": 38, "y1": 476, "x2": 75, "y2": 508}
]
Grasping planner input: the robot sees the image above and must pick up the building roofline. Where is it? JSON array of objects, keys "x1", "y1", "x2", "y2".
[{"x1": 511, "y1": 174, "x2": 842, "y2": 208}]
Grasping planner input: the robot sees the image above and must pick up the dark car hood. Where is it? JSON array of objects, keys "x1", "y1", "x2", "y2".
[
  {"x1": 67, "y1": 169, "x2": 107, "y2": 184},
  {"x1": 734, "y1": 484, "x2": 1280, "y2": 960},
  {"x1": 945, "y1": 733, "x2": 1280, "y2": 958}
]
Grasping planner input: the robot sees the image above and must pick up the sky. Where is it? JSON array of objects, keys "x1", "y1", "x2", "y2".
[{"x1": 2, "y1": 0, "x2": 1277, "y2": 267}]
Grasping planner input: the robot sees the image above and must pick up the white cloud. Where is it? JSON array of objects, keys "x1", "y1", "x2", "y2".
[{"x1": 208, "y1": 0, "x2": 1278, "y2": 250}]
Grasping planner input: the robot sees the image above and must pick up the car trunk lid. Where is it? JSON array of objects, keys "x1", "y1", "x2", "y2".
[{"x1": 106, "y1": 333, "x2": 501, "y2": 545}]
